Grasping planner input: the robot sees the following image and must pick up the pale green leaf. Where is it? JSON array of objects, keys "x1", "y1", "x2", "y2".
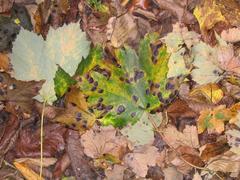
[
  {"x1": 191, "y1": 42, "x2": 223, "y2": 84},
  {"x1": 11, "y1": 23, "x2": 90, "y2": 103},
  {"x1": 121, "y1": 113, "x2": 162, "y2": 146}
]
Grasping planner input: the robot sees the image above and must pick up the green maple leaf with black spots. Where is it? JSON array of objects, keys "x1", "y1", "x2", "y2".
[{"x1": 77, "y1": 33, "x2": 178, "y2": 127}]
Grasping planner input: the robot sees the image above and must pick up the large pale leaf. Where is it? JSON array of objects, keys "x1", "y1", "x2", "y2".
[
  {"x1": 77, "y1": 34, "x2": 177, "y2": 127},
  {"x1": 11, "y1": 23, "x2": 90, "y2": 103}
]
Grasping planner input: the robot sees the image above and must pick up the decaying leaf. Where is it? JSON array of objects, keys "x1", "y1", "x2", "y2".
[
  {"x1": 162, "y1": 125, "x2": 199, "y2": 149},
  {"x1": 15, "y1": 158, "x2": 57, "y2": 167},
  {"x1": 197, "y1": 105, "x2": 235, "y2": 134},
  {"x1": 0, "y1": 0, "x2": 14, "y2": 13},
  {"x1": 105, "y1": 164, "x2": 126, "y2": 180},
  {"x1": 77, "y1": 34, "x2": 178, "y2": 127},
  {"x1": 11, "y1": 22, "x2": 90, "y2": 103},
  {"x1": 163, "y1": 167, "x2": 183, "y2": 180},
  {"x1": 0, "y1": 73, "x2": 44, "y2": 113},
  {"x1": 81, "y1": 125, "x2": 128, "y2": 159},
  {"x1": 123, "y1": 145, "x2": 160, "y2": 177}
]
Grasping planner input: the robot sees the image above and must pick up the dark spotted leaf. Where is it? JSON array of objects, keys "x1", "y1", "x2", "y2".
[{"x1": 77, "y1": 34, "x2": 177, "y2": 127}]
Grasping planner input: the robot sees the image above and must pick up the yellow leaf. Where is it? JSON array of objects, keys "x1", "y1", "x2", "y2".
[
  {"x1": 190, "y1": 83, "x2": 223, "y2": 104},
  {"x1": 194, "y1": 0, "x2": 227, "y2": 31},
  {"x1": 14, "y1": 162, "x2": 43, "y2": 180},
  {"x1": 0, "y1": 53, "x2": 10, "y2": 72}
]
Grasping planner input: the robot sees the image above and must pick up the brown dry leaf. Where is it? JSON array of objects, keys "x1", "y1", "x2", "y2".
[
  {"x1": 15, "y1": 123, "x2": 67, "y2": 157},
  {"x1": 106, "y1": 13, "x2": 139, "y2": 48},
  {"x1": 189, "y1": 83, "x2": 224, "y2": 104},
  {"x1": 205, "y1": 151, "x2": 240, "y2": 174},
  {"x1": 123, "y1": 145, "x2": 161, "y2": 177},
  {"x1": 0, "y1": 54, "x2": 10, "y2": 72},
  {"x1": 193, "y1": 172, "x2": 202, "y2": 180},
  {"x1": 81, "y1": 125, "x2": 128, "y2": 159},
  {"x1": 200, "y1": 139, "x2": 230, "y2": 161},
  {"x1": 217, "y1": 45, "x2": 240, "y2": 74},
  {"x1": 14, "y1": 162, "x2": 43, "y2": 180},
  {"x1": 105, "y1": 164, "x2": 126, "y2": 180},
  {"x1": 197, "y1": 105, "x2": 235, "y2": 134},
  {"x1": 0, "y1": 73, "x2": 44, "y2": 113},
  {"x1": 67, "y1": 130, "x2": 99, "y2": 179},
  {"x1": 168, "y1": 146, "x2": 204, "y2": 174},
  {"x1": 221, "y1": 27, "x2": 240, "y2": 43},
  {"x1": 162, "y1": 125, "x2": 199, "y2": 149}
]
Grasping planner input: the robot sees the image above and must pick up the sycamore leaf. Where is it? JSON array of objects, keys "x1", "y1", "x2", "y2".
[
  {"x1": 191, "y1": 42, "x2": 223, "y2": 85},
  {"x1": 226, "y1": 129, "x2": 240, "y2": 155},
  {"x1": 197, "y1": 105, "x2": 234, "y2": 134},
  {"x1": 80, "y1": 125, "x2": 128, "y2": 159},
  {"x1": 77, "y1": 34, "x2": 177, "y2": 127},
  {"x1": 11, "y1": 23, "x2": 90, "y2": 103},
  {"x1": 121, "y1": 112, "x2": 162, "y2": 146},
  {"x1": 123, "y1": 145, "x2": 160, "y2": 177}
]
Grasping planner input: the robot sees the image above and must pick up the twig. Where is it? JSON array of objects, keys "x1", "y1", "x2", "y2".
[{"x1": 40, "y1": 100, "x2": 47, "y2": 179}]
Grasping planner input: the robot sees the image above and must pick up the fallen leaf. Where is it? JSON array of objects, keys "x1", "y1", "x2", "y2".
[
  {"x1": 189, "y1": 83, "x2": 224, "y2": 104},
  {"x1": 205, "y1": 151, "x2": 240, "y2": 174},
  {"x1": 14, "y1": 161, "x2": 43, "y2": 180},
  {"x1": 200, "y1": 139, "x2": 230, "y2": 161},
  {"x1": 0, "y1": 73, "x2": 44, "y2": 113},
  {"x1": 226, "y1": 129, "x2": 240, "y2": 155},
  {"x1": 193, "y1": 172, "x2": 202, "y2": 180},
  {"x1": 0, "y1": 0, "x2": 14, "y2": 13},
  {"x1": 14, "y1": 157, "x2": 57, "y2": 167},
  {"x1": 10, "y1": 22, "x2": 90, "y2": 103},
  {"x1": 123, "y1": 145, "x2": 160, "y2": 177},
  {"x1": 121, "y1": 113, "x2": 162, "y2": 146},
  {"x1": 15, "y1": 123, "x2": 67, "y2": 157},
  {"x1": 162, "y1": 125, "x2": 199, "y2": 148},
  {"x1": 191, "y1": 42, "x2": 223, "y2": 85},
  {"x1": 81, "y1": 125, "x2": 128, "y2": 159},
  {"x1": 67, "y1": 130, "x2": 99, "y2": 179},
  {"x1": 106, "y1": 13, "x2": 138, "y2": 48},
  {"x1": 194, "y1": 0, "x2": 227, "y2": 31},
  {"x1": 105, "y1": 164, "x2": 126, "y2": 180},
  {"x1": 221, "y1": 27, "x2": 240, "y2": 43},
  {"x1": 197, "y1": 105, "x2": 234, "y2": 134},
  {"x1": 162, "y1": 167, "x2": 183, "y2": 180},
  {"x1": 0, "y1": 53, "x2": 10, "y2": 72}
]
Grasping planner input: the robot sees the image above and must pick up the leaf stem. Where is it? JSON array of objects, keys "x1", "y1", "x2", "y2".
[{"x1": 40, "y1": 99, "x2": 47, "y2": 179}]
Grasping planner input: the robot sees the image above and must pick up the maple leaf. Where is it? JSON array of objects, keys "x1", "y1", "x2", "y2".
[
  {"x1": 197, "y1": 105, "x2": 234, "y2": 134},
  {"x1": 77, "y1": 34, "x2": 177, "y2": 127},
  {"x1": 0, "y1": 73, "x2": 44, "y2": 113},
  {"x1": 10, "y1": 22, "x2": 90, "y2": 103}
]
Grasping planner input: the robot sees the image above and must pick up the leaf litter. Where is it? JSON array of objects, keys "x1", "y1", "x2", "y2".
[{"x1": 1, "y1": 0, "x2": 240, "y2": 179}]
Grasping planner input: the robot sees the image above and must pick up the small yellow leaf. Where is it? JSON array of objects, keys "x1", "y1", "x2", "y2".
[
  {"x1": 14, "y1": 162, "x2": 43, "y2": 180},
  {"x1": 190, "y1": 83, "x2": 224, "y2": 104},
  {"x1": 194, "y1": 0, "x2": 227, "y2": 31}
]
